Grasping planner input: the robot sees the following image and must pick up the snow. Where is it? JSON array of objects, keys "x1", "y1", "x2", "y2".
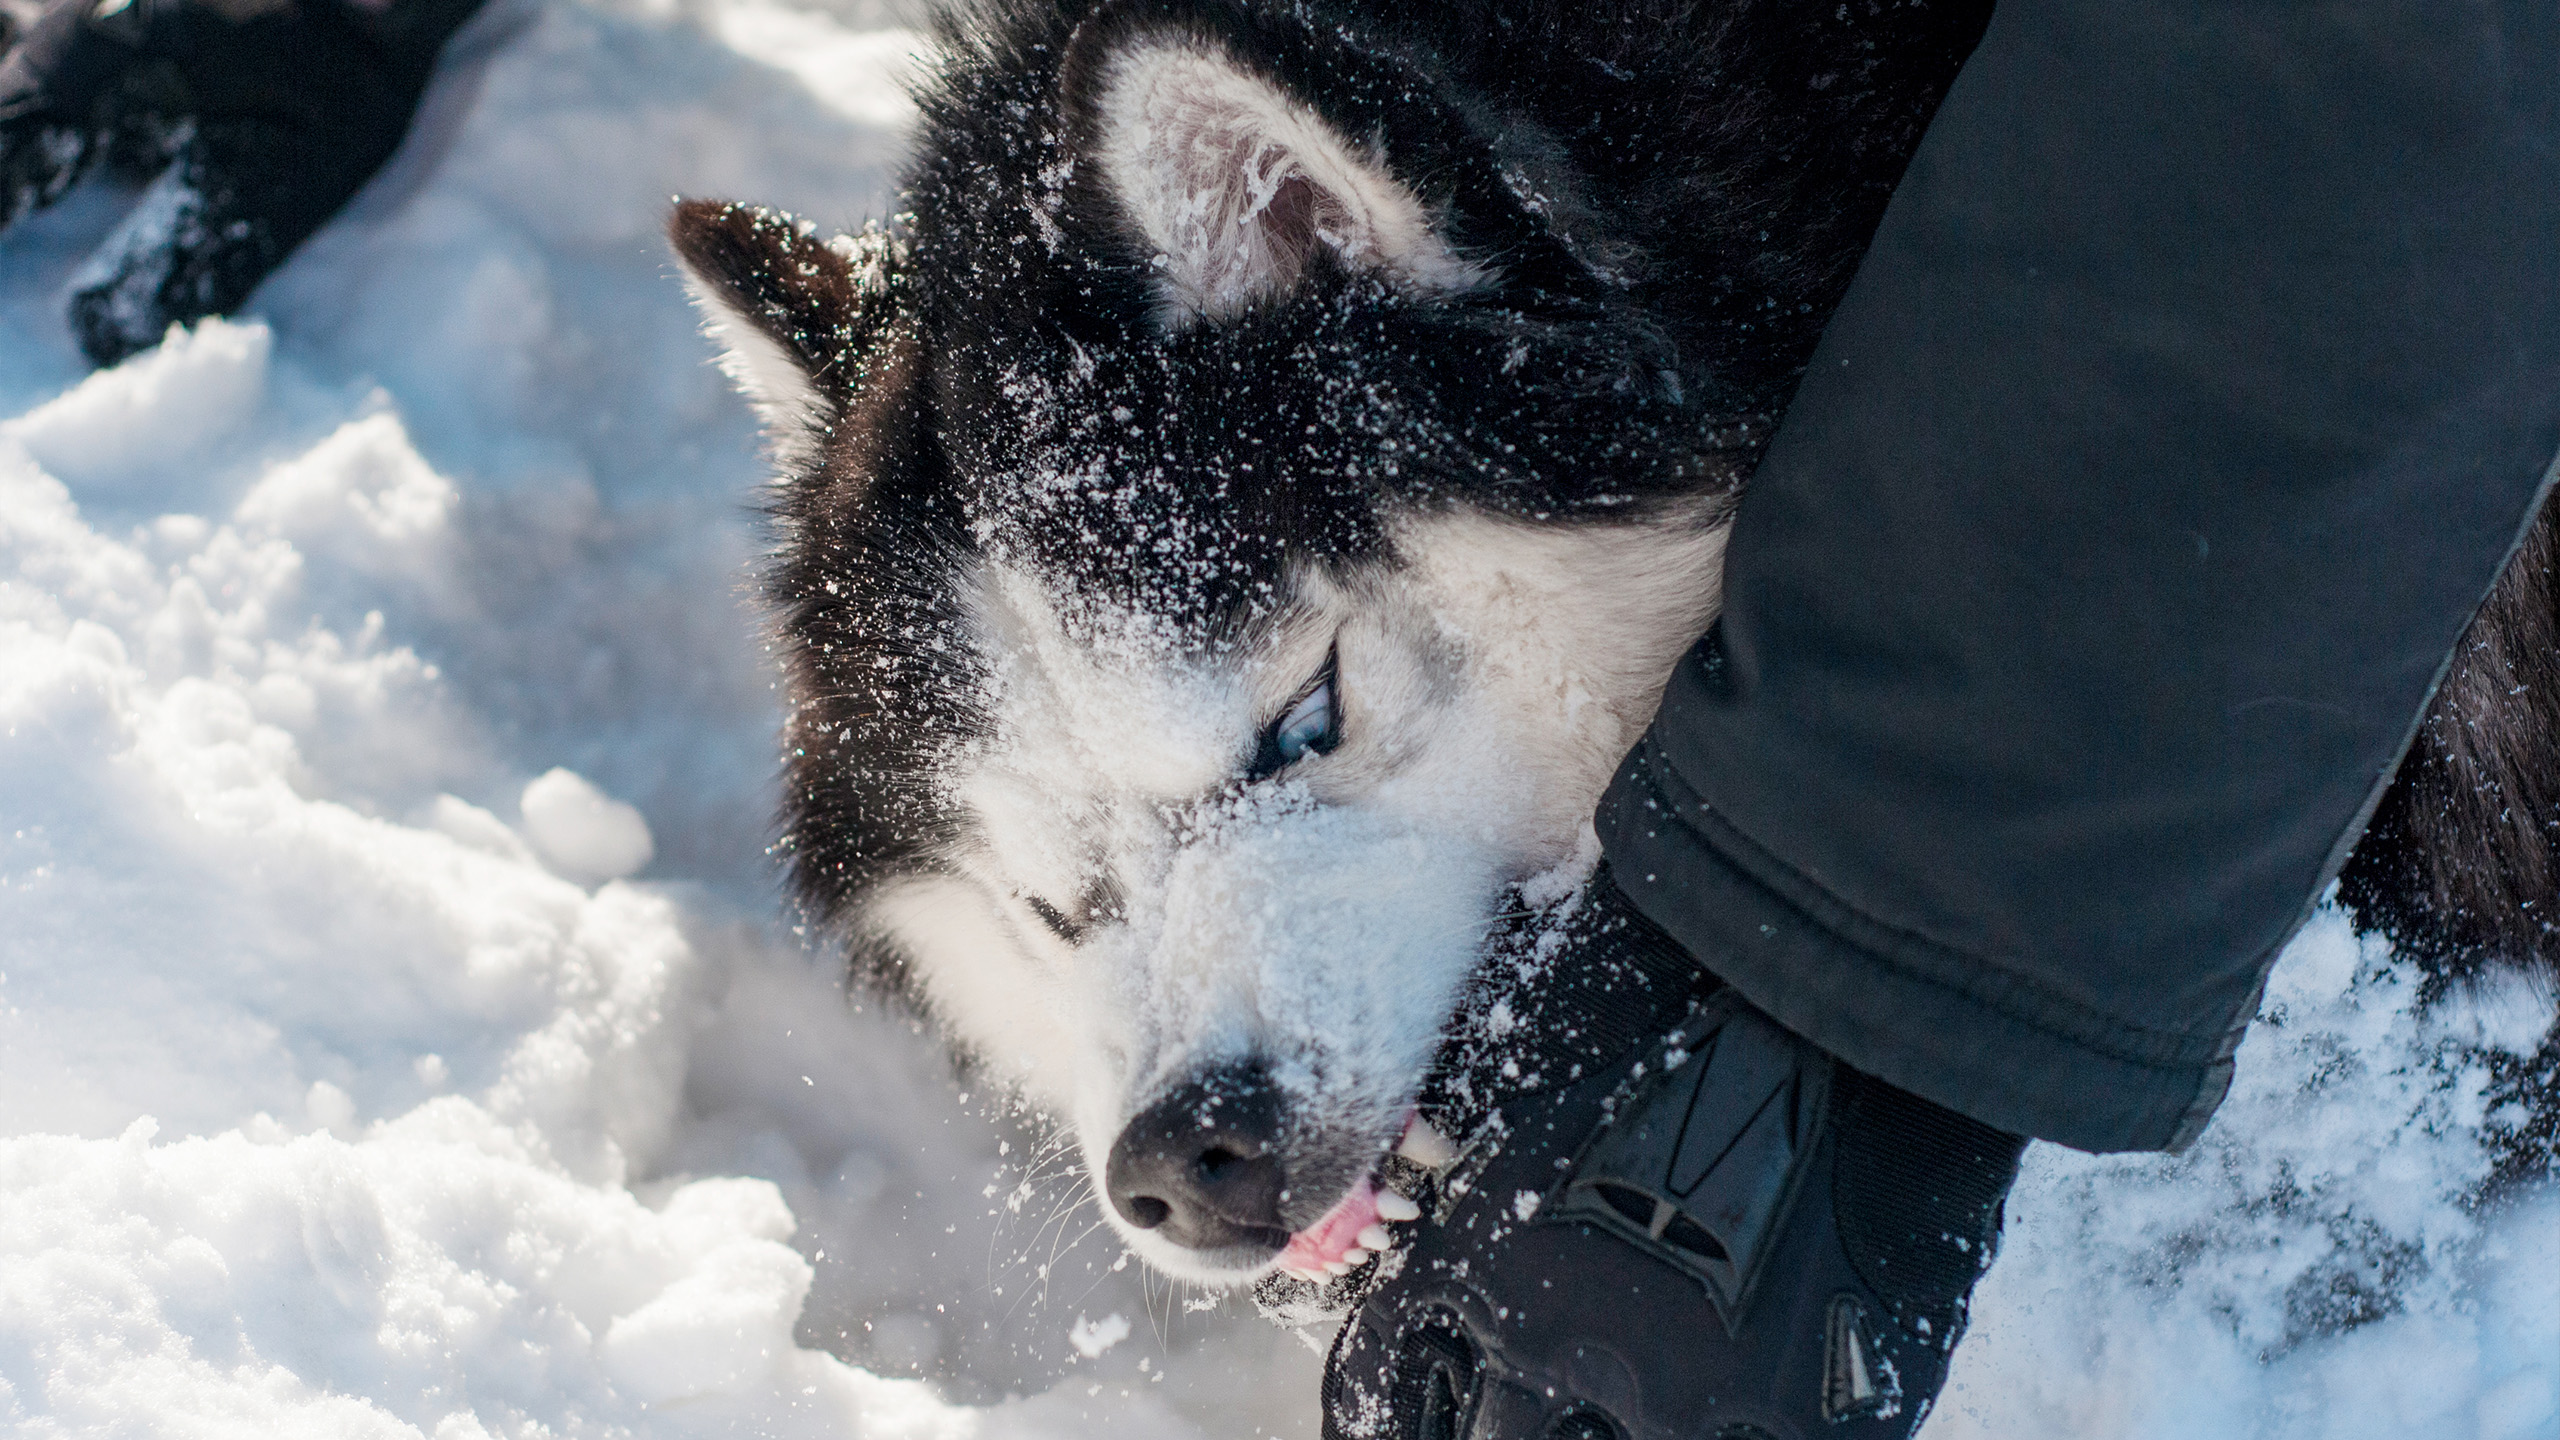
[
  {"x1": 522, "y1": 767, "x2": 657, "y2": 882},
  {"x1": 0, "y1": 0, "x2": 2550, "y2": 1434},
  {"x1": 1936, "y1": 911, "x2": 2560, "y2": 1440}
]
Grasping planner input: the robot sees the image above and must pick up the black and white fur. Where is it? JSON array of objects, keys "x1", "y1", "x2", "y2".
[{"x1": 672, "y1": 0, "x2": 2559, "y2": 1283}]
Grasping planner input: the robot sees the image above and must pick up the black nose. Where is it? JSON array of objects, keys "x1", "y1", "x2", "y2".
[{"x1": 1106, "y1": 1062, "x2": 1292, "y2": 1254}]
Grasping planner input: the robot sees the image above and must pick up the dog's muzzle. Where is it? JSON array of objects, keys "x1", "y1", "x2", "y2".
[{"x1": 1106, "y1": 1061, "x2": 1294, "y2": 1256}]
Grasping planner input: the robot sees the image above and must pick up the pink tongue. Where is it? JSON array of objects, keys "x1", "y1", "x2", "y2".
[{"x1": 1280, "y1": 1176, "x2": 1381, "y2": 1273}]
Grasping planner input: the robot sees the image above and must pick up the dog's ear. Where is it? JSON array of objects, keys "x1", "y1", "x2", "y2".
[
  {"x1": 669, "y1": 199, "x2": 905, "y2": 467},
  {"x1": 1066, "y1": 31, "x2": 1484, "y2": 325}
]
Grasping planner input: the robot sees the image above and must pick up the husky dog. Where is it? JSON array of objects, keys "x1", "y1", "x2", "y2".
[{"x1": 672, "y1": 0, "x2": 2559, "y2": 1285}]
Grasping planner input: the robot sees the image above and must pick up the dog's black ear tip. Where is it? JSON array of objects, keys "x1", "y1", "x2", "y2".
[
  {"x1": 666, "y1": 198, "x2": 864, "y2": 289},
  {"x1": 667, "y1": 197, "x2": 767, "y2": 271},
  {"x1": 669, "y1": 197, "x2": 907, "y2": 408}
]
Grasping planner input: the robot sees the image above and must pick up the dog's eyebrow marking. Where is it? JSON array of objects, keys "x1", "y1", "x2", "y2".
[{"x1": 1023, "y1": 892, "x2": 1086, "y2": 944}]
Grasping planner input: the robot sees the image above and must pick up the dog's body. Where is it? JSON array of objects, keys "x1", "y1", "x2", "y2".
[{"x1": 673, "y1": 0, "x2": 2559, "y2": 1285}]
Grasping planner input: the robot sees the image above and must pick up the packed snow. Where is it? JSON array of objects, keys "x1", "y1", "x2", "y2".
[{"x1": 0, "y1": 0, "x2": 2551, "y2": 1435}]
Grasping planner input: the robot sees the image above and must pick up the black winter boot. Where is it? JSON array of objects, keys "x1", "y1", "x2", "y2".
[{"x1": 1320, "y1": 872, "x2": 2026, "y2": 1440}]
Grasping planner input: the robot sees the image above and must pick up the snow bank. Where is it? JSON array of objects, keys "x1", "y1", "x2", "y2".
[
  {"x1": 0, "y1": 341, "x2": 896, "y2": 1434},
  {"x1": 1938, "y1": 910, "x2": 2559, "y2": 1439},
  {"x1": 0, "y1": 0, "x2": 1312, "y2": 1429},
  {"x1": 2, "y1": 1113, "x2": 947, "y2": 1438},
  {"x1": 0, "y1": 0, "x2": 2549, "y2": 1434},
  {"x1": 0, "y1": 303, "x2": 1275, "y2": 1440}
]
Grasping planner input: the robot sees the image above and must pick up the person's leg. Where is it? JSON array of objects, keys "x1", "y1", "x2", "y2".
[
  {"x1": 1604, "y1": 0, "x2": 2560, "y2": 1155},
  {"x1": 1325, "y1": 4, "x2": 2560, "y2": 1436}
]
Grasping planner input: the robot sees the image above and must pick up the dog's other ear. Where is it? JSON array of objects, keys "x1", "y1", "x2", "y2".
[
  {"x1": 669, "y1": 198, "x2": 904, "y2": 467},
  {"x1": 1067, "y1": 31, "x2": 1484, "y2": 325}
]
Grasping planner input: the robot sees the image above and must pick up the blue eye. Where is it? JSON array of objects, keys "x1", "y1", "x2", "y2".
[
  {"x1": 1248, "y1": 650, "x2": 1341, "y2": 781},
  {"x1": 1273, "y1": 680, "x2": 1334, "y2": 763}
]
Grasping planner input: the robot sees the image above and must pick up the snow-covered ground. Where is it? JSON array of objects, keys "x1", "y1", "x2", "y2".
[{"x1": 0, "y1": 1, "x2": 2552, "y2": 1434}]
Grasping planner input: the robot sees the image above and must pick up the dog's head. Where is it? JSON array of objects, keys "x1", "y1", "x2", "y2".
[{"x1": 673, "y1": 0, "x2": 1734, "y2": 1283}]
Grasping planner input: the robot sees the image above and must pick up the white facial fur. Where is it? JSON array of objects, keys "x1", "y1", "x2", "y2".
[
  {"x1": 866, "y1": 508, "x2": 1726, "y2": 1283},
  {"x1": 1092, "y1": 39, "x2": 1490, "y2": 325},
  {"x1": 678, "y1": 33, "x2": 1724, "y2": 1287}
]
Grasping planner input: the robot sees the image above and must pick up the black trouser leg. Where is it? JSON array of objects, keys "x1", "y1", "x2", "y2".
[{"x1": 1600, "y1": 0, "x2": 2560, "y2": 1152}]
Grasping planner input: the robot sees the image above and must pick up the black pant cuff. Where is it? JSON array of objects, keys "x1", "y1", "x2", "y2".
[{"x1": 1597, "y1": 740, "x2": 2246, "y2": 1153}]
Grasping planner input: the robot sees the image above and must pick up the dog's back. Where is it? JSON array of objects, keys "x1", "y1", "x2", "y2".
[{"x1": 2346, "y1": 505, "x2": 2560, "y2": 985}]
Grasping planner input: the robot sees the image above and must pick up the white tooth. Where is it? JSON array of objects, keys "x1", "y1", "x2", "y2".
[
  {"x1": 1324, "y1": 1260, "x2": 1351, "y2": 1276},
  {"x1": 1375, "y1": 1192, "x2": 1423, "y2": 1222},
  {"x1": 1397, "y1": 1120, "x2": 1456, "y2": 1167},
  {"x1": 1358, "y1": 1225, "x2": 1393, "y2": 1251},
  {"x1": 1343, "y1": 1247, "x2": 1371, "y2": 1263}
]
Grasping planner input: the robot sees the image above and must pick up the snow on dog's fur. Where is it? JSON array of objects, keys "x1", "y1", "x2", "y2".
[
  {"x1": 672, "y1": 0, "x2": 2559, "y2": 1286},
  {"x1": 668, "y1": 0, "x2": 1993, "y2": 1284}
]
